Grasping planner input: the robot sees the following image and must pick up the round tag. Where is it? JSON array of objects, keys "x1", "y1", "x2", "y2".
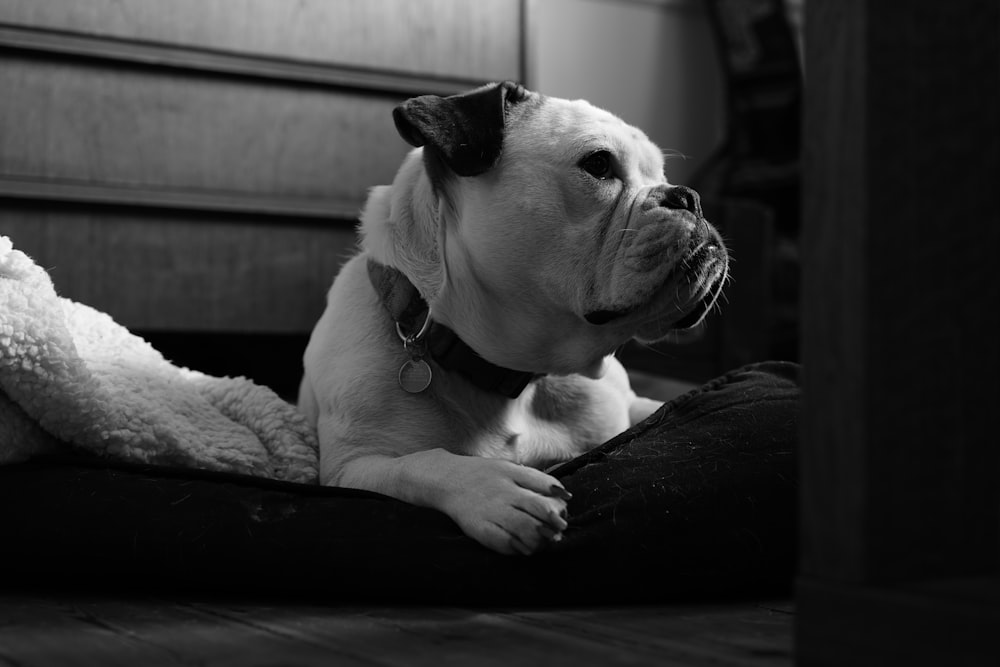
[{"x1": 398, "y1": 359, "x2": 432, "y2": 393}]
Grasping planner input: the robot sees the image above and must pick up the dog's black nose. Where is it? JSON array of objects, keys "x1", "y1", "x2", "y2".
[{"x1": 662, "y1": 186, "x2": 702, "y2": 216}]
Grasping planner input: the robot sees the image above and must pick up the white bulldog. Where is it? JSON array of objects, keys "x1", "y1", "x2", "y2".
[{"x1": 299, "y1": 82, "x2": 728, "y2": 555}]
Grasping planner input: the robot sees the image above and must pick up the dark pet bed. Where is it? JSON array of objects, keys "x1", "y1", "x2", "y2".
[{"x1": 0, "y1": 361, "x2": 799, "y2": 605}]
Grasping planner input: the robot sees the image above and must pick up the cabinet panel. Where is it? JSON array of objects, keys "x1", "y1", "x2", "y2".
[
  {"x1": 0, "y1": 208, "x2": 354, "y2": 333},
  {"x1": 0, "y1": 55, "x2": 410, "y2": 203},
  {"x1": 0, "y1": 0, "x2": 523, "y2": 82}
]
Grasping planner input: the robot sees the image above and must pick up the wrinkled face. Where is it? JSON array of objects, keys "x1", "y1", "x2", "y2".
[{"x1": 435, "y1": 95, "x2": 728, "y2": 375}]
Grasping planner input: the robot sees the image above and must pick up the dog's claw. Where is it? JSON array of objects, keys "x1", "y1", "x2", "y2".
[
  {"x1": 536, "y1": 522, "x2": 564, "y2": 542},
  {"x1": 548, "y1": 509, "x2": 569, "y2": 531},
  {"x1": 549, "y1": 484, "x2": 573, "y2": 500}
]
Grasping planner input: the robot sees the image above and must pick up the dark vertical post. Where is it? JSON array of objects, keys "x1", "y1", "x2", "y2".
[{"x1": 798, "y1": 0, "x2": 1000, "y2": 664}]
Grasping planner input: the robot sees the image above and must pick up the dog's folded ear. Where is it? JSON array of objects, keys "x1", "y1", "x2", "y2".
[{"x1": 393, "y1": 81, "x2": 532, "y2": 177}]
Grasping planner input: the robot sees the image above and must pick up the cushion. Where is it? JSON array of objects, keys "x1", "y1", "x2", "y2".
[{"x1": 0, "y1": 361, "x2": 799, "y2": 605}]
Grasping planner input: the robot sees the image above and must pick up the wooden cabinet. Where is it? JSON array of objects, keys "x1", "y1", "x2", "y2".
[{"x1": 0, "y1": 0, "x2": 525, "y2": 333}]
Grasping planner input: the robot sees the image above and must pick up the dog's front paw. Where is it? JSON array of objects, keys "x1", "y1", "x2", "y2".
[{"x1": 438, "y1": 457, "x2": 571, "y2": 556}]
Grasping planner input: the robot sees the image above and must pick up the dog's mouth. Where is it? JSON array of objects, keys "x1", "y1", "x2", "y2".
[
  {"x1": 583, "y1": 237, "x2": 728, "y2": 332},
  {"x1": 671, "y1": 270, "x2": 725, "y2": 329},
  {"x1": 583, "y1": 272, "x2": 724, "y2": 329}
]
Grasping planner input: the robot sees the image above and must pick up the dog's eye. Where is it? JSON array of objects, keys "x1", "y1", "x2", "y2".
[{"x1": 580, "y1": 151, "x2": 614, "y2": 180}]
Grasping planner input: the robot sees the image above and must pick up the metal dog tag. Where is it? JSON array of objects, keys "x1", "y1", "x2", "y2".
[{"x1": 398, "y1": 358, "x2": 432, "y2": 393}]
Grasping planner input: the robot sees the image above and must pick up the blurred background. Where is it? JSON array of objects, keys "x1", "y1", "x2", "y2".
[{"x1": 0, "y1": 0, "x2": 803, "y2": 397}]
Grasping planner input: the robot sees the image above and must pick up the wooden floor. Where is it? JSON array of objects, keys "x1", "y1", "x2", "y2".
[{"x1": 0, "y1": 594, "x2": 793, "y2": 666}]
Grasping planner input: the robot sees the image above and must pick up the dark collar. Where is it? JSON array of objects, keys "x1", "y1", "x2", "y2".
[{"x1": 367, "y1": 258, "x2": 537, "y2": 399}]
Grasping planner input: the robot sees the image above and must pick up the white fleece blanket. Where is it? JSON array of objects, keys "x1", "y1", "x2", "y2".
[{"x1": 0, "y1": 236, "x2": 318, "y2": 484}]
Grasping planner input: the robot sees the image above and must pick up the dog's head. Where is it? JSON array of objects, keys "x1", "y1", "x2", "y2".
[{"x1": 361, "y1": 82, "x2": 728, "y2": 378}]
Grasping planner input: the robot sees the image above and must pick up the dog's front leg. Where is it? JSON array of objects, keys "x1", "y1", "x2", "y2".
[{"x1": 337, "y1": 450, "x2": 571, "y2": 555}]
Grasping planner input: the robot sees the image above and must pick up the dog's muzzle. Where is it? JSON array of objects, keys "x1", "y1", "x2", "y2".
[
  {"x1": 584, "y1": 184, "x2": 727, "y2": 329},
  {"x1": 583, "y1": 238, "x2": 726, "y2": 328}
]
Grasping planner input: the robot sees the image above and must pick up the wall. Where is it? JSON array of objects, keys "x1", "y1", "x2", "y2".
[{"x1": 529, "y1": 0, "x2": 725, "y2": 185}]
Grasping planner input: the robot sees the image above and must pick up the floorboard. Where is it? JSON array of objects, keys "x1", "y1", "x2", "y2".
[{"x1": 0, "y1": 594, "x2": 794, "y2": 667}]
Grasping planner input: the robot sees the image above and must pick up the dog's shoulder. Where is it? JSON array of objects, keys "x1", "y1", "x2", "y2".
[{"x1": 302, "y1": 254, "x2": 390, "y2": 396}]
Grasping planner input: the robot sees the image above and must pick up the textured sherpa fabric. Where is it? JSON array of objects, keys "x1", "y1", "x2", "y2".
[{"x1": 0, "y1": 236, "x2": 318, "y2": 483}]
